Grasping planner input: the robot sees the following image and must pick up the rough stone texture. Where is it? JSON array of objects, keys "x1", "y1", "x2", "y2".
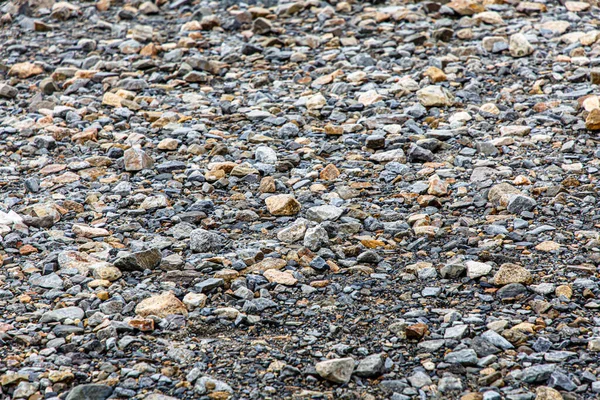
[
  {"x1": 0, "y1": 0, "x2": 599, "y2": 398},
  {"x1": 315, "y1": 358, "x2": 355, "y2": 384},
  {"x1": 135, "y1": 292, "x2": 188, "y2": 318},
  {"x1": 265, "y1": 194, "x2": 301, "y2": 216}
]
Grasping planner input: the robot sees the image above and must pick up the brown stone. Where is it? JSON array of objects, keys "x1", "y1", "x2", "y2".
[
  {"x1": 320, "y1": 164, "x2": 340, "y2": 181},
  {"x1": 72, "y1": 224, "x2": 110, "y2": 238},
  {"x1": 263, "y1": 269, "x2": 297, "y2": 286},
  {"x1": 123, "y1": 147, "x2": 154, "y2": 171},
  {"x1": 423, "y1": 66, "x2": 447, "y2": 83},
  {"x1": 128, "y1": 318, "x2": 155, "y2": 331},
  {"x1": 427, "y1": 174, "x2": 448, "y2": 196},
  {"x1": 586, "y1": 108, "x2": 600, "y2": 130},
  {"x1": 555, "y1": 285, "x2": 572, "y2": 299},
  {"x1": 244, "y1": 258, "x2": 287, "y2": 274},
  {"x1": 8, "y1": 62, "x2": 44, "y2": 79},
  {"x1": 135, "y1": 292, "x2": 188, "y2": 318},
  {"x1": 265, "y1": 194, "x2": 301, "y2": 216},
  {"x1": 19, "y1": 245, "x2": 37, "y2": 255},
  {"x1": 259, "y1": 176, "x2": 276, "y2": 193},
  {"x1": 535, "y1": 241, "x2": 560, "y2": 252},
  {"x1": 493, "y1": 263, "x2": 533, "y2": 286},
  {"x1": 447, "y1": 0, "x2": 485, "y2": 15},
  {"x1": 535, "y1": 386, "x2": 563, "y2": 400},
  {"x1": 405, "y1": 323, "x2": 429, "y2": 340}
]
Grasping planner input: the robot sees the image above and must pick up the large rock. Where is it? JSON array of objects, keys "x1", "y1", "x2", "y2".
[
  {"x1": 488, "y1": 183, "x2": 522, "y2": 207},
  {"x1": 493, "y1": 263, "x2": 533, "y2": 286},
  {"x1": 40, "y1": 306, "x2": 84, "y2": 323},
  {"x1": 265, "y1": 194, "x2": 301, "y2": 216},
  {"x1": 123, "y1": 147, "x2": 154, "y2": 171},
  {"x1": 509, "y1": 33, "x2": 534, "y2": 57},
  {"x1": 354, "y1": 354, "x2": 385, "y2": 378},
  {"x1": 507, "y1": 194, "x2": 537, "y2": 213},
  {"x1": 416, "y1": 85, "x2": 454, "y2": 107},
  {"x1": 66, "y1": 384, "x2": 113, "y2": 400},
  {"x1": 277, "y1": 218, "x2": 308, "y2": 243},
  {"x1": 190, "y1": 229, "x2": 224, "y2": 253},
  {"x1": 57, "y1": 250, "x2": 112, "y2": 275},
  {"x1": 8, "y1": 62, "x2": 44, "y2": 79},
  {"x1": 135, "y1": 292, "x2": 188, "y2": 318},
  {"x1": 447, "y1": 0, "x2": 484, "y2": 15},
  {"x1": 115, "y1": 248, "x2": 162, "y2": 271},
  {"x1": 466, "y1": 261, "x2": 492, "y2": 279},
  {"x1": 315, "y1": 358, "x2": 355, "y2": 383}
]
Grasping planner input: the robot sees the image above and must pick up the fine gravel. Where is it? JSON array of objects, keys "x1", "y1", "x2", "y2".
[{"x1": 1, "y1": 0, "x2": 600, "y2": 399}]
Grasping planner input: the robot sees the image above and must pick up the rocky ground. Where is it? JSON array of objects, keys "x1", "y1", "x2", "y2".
[{"x1": 1, "y1": 0, "x2": 600, "y2": 399}]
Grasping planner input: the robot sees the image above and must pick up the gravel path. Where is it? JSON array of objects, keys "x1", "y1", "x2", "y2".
[{"x1": 1, "y1": 0, "x2": 600, "y2": 399}]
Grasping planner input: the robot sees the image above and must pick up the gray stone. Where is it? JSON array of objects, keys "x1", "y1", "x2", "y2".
[
  {"x1": 40, "y1": 306, "x2": 85, "y2": 323},
  {"x1": 190, "y1": 229, "x2": 225, "y2": 253},
  {"x1": 444, "y1": 349, "x2": 478, "y2": 365},
  {"x1": 115, "y1": 248, "x2": 162, "y2": 271},
  {"x1": 355, "y1": 354, "x2": 385, "y2": 378},
  {"x1": 66, "y1": 384, "x2": 114, "y2": 400}
]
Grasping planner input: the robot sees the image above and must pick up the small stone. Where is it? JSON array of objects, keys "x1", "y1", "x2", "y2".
[
  {"x1": 444, "y1": 349, "x2": 478, "y2": 365},
  {"x1": 507, "y1": 194, "x2": 537, "y2": 214},
  {"x1": 428, "y1": 174, "x2": 448, "y2": 196},
  {"x1": 555, "y1": 285, "x2": 573, "y2": 299},
  {"x1": 183, "y1": 293, "x2": 208, "y2": 310},
  {"x1": 408, "y1": 371, "x2": 433, "y2": 388},
  {"x1": 259, "y1": 176, "x2": 277, "y2": 193},
  {"x1": 406, "y1": 323, "x2": 429, "y2": 340},
  {"x1": 306, "y1": 93, "x2": 327, "y2": 110},
  {"x1": 423, "y1": 66, "x2": 446, "y2": 83},
  {"x1": 157, "y1": 138, "x2": 179, "y2": 150},
  {"x1": 73, "y1": 224, "x2": 110, "y2": 238},
  {"x1": 447, "y1": 0, "x2": 485, "y2": 15},
  {"x1": 93, "y1": 265, "x2": 122, "y2": 282},
  {"x1": 277, "y1": 218, "x2": 308, "y2": 243},
  {"x1": 358, "y1": 90, "x2": 384, "y2": 106}
]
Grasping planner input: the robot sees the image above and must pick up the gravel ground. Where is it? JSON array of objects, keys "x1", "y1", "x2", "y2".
[{"x1": 1, "y1": 0, "x2": 600, "y2": 399}]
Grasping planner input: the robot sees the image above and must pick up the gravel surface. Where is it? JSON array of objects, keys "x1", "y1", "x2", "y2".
[{"x1": 2, "y1": 0, "x2": 600, "y2": 399}]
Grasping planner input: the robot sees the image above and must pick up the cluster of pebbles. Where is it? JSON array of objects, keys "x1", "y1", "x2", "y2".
[{"x1": 2, "y1": 0, "x2": 600, "y2": 399}]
